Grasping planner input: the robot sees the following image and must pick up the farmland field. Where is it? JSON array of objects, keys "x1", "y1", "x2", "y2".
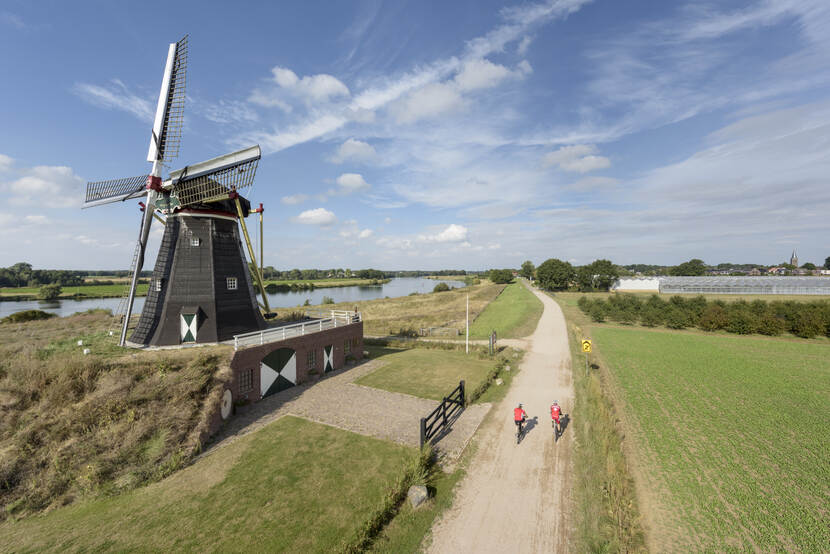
[{"x1": 592, "y1": 326, "x2": 829, "y2": 551}]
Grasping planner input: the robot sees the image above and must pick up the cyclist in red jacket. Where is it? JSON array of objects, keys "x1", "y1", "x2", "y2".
[
  {"x1": 514, "y1": 402, "x2": 528, "y2": 436},
  {"x1": 551, "y1": 401, "x2": 562, "y2": 438}
]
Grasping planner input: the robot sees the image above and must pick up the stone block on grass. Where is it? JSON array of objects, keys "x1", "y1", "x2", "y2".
[{"x1": 407, "y1": 485, "x2": 428, "y2": 508}]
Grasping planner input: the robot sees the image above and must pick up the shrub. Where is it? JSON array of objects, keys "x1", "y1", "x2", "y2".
[
  {"x1": 321, "y1": 296, "x2": 335, "y2": 304},
  {"x1": 756, "y1": 312, "x2": 785, "y2": 336},
  {"x1": 639, "y1": 304, "x2": 663, "y2": 327},
  {"x1": 1, "y1": 310, "x2": 57, "y2": 324},
  {"x1": 726, "y1": 307, "x2": 755, "y2": 335},
  {"x1": 589, "y1": 301, "x2": 606, "y2": 323},
  {"x1": 664, "y1": 306, "x2": 689, "y2": 329},
  {"x1": 577, "y1": 295, "x2": 590, "y2": 313},
  {"x1": 392, "y1": 327, "x2": 419, "y2": 338},
  {"x1": 433, "y1": 282, "x2": 450, "y2": 293},
  {"x1": 698, "y1": 304, "x2": 728, "y2": 332},
  {"x1": 791, "y1": 307, "x2": 824, "y2": 338}
]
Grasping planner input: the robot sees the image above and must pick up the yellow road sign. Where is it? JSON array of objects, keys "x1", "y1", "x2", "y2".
[{"x1": 581, "y1": 339, "x2": 592, "y2": 353}]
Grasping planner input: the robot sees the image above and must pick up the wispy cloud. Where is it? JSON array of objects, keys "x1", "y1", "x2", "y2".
[
  {"x1": 328, "y1": 138, "x2": 377, "y2": 164},
  {"x1": 543, "y1": 144, "x2": 610, "y2": 173},
  {"x1": 0, "y1": 12, "x2": 25, "y2": 29},
  {"x1": 292, "y1": 207, "x2": 337, "y2": 226},
  {"x1": 0, "y1": 156, "x2": 84, "y2": 208},
  {"x1": 72, "y1": 79, "x2": 154, "y2": 121}
]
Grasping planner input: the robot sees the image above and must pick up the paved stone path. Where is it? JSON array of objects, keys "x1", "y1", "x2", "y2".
[{"x1": 201, "y1": 357, "x2": 491, "y2": 461}]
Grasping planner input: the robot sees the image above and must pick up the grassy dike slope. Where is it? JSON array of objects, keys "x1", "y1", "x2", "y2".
[
  {"x1": 469, "y1": 281, "x2": 543, "y2": 339},
  {"x1": 0, "y1": 416, "x2": 415, "y2": 552},
  {"x1": 593, "y1": 327, "x2": 830, "y2": 551}
]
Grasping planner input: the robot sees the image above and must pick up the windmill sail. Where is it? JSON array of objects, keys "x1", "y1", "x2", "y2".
[
  {"x1": 169, "y1": 145, "x2": 261, "y2": 206},
  {"x1": 83, "y1": 175, "x2": 149, "y2": 208},
  {"x1": 147, "y1": 34, "x2": 188, "y2": 164}
]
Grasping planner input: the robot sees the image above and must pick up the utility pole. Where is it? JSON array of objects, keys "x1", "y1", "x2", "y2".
[{"x1": 466, "y1": 293, "x2": 469, "y2": 354}]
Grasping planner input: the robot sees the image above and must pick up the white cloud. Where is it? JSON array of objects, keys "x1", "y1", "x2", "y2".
[
  {"x1": 281, "y1": 194, "x2": 309, "y2": 205},
  {"x1": 0, "y1": 12, "x2": 25, "y2": 29},
  {"x1": 0, "y1": 154, "x2": 12, "y2": 172},
  {"x1": 201, "y1": 99, "x2": 259, "y2": 124},
  {"x1": 358, "y1": 228, "x2": 373, "y2": 238},
  {"x1": 248, "y1": 89, "x2": 292, "y2": 112},
  {"x1": 271, "y1": 66, "x2": 350, "y2": 102},
  {"x1": 543, "y1": 144, "x2": 611, "y2": 173},
  {"x1": 329, "y1": 138, "x2": 377, "y2": 164},
  {"x1": 517, "y1": 35, "x2": 533, "y2": 55},
  {"x1": 24, "y1": 215, "x2": 49, "y2": 224},
  {"x1": 1, "y1": 162, "x2": 84, "y2": 208},
  {"x1": 72, "y1": 80, "x2": 154, "y2": 121},
  {"x1": 391, "y1": 82, "x2": 465, "y2": 124},
  {"x1": 293, "y1": 208, "x2": 337, "y2": 226},
  {"x1": 384, "y1": 217, "x2": 392, "y2": 224},
  {"x1": 420, "y1": 224, "x2": 469, "y2": 243},
  {"x1": 335, "y1": 173, "x2": 371, "y2": 193},
  {"x1": 454, "y1": 58, "x2": 512, "y2": 92}
]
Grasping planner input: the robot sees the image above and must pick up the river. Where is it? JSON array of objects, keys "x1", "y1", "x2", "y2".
[{"x1": 0, "y1": 277, "x2": 466, "y2": 318}]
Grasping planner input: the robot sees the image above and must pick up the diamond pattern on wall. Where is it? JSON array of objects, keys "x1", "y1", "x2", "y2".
[
  {"x1": 261, "y1": 347, "x2": 296, "y2": 397},
  {"x1": 180, "y1": 313, "x2": 197, "y2": 342},
  {"x1": 324, "y1": 345, "x2": 334, "y2": 373}
]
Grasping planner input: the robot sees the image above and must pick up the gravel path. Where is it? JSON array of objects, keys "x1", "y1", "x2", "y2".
[
  {"x1": 426, "y1": 283, "x2": 575, "y2": 552},
  {"x1": 200, "y1": 357, "x2": 491, "y2": 461}
]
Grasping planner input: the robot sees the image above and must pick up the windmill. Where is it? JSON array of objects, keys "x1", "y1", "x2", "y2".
[{"x1": 84, "y1": 36, "x2": 271, "y2": 346}]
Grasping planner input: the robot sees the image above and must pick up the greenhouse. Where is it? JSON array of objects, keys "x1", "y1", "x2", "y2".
[{"x1": 657, "y1": 276, "x2": 830, "y2": 295}]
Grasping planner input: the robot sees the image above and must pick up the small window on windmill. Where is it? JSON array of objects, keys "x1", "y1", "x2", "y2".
[
  {"x1": 226, "y1": 277, "x2": 238, "y2": 290},
  {"x1": 154, "y1": 278, "x2": 163, "y2": 292},
  {"x1": 344, "y1": 339, "x2": 351, "y2": 354},
  {"x1": 307, "y1": 349, "x2": 317, "y2": 369},
  {"x1": 190, "y1": 236, "x2": 201, "y2": 247}
]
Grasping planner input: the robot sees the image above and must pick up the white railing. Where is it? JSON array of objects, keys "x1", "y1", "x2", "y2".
[{"x1": 233, "y1": 310, "x2": 361, "y2": 350}]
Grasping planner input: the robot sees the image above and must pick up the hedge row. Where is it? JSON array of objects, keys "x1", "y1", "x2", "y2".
[{"x1": 578, "y1": 294, "x2": 830, "y2": 339}]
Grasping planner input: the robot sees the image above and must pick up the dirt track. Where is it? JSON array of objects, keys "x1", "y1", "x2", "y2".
[{"x1": 426, "y1": 284, "x2": 575, "y2": 552}]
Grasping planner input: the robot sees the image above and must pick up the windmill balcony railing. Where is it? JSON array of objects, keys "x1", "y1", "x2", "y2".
[{"x1": 233, "y1": 310, "x2": 361, "y2": 351}]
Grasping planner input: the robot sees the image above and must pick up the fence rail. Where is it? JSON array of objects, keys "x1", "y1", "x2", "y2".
[
  {"x1": 233, "y1": 310, "x2": 361, "y2": 350},
  {"x1": 420, "y1": 380, "x2": 465, "y2": 448}
]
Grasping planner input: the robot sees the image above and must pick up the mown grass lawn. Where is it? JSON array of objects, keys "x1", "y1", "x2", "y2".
[
  {"x1": 358, "y1": 347, "x2": 497, "y2": 401},
  {"x1": 0, "y1": 416, "x2": 414, "y2": 552},
  {"x1": 593, "y1": 326, "x2": 830, "y2": 551},
  {"x1": 469, "y1": 281, "x2": 543, "y2": 339}
]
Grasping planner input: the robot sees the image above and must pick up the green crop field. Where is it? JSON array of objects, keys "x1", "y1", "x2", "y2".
[
  {"x1": 469, "y1": 282, "x2": 543, "y2": 339},
  {"x1": 358, "y1": 347, "x2": 497, "y2": 401},
  {"x1": 0, "y1": 283, "x2": 148, "y2": 298},
  {"x1": 0, "y1": 416, "x2": 414, "y2": 552},
  {"x1": 592, "y1": 326, "x2": 829, "y2": 551}
]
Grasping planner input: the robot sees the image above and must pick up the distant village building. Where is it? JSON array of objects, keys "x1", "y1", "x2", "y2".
[{"x1": 790, "y1": 250, "x2": 799, "y2": 268}]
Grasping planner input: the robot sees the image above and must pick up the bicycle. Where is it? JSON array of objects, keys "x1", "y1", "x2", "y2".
[
  {"x1": 552, "y1": 418, "x2": 561, "y2": 442},
  {"x1": 516, "y1": 417, "x2": 526, "y2": 444}
]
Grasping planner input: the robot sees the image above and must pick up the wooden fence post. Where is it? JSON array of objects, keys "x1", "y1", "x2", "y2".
[
  {"x1": 420, "y1": 417, "x2": 426, "y2": 448},
  {"x1": 460, "y1": 380, "x2": 466, "y2": 406}
]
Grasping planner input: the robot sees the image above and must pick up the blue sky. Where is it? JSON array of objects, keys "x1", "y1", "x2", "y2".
[{"x1": 1, "y1": 0, "x2": 829, "y2": 270}]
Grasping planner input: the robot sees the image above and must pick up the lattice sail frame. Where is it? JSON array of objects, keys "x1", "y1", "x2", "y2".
[
  {"x1": 168, "y1": 145, "x2": 261, "y2": 207},
  {"x1": 157, "y1": 35, "x2": 187, "y2": 163},
  {"x1": 84, "y1": 175, "x2": 149, "y2": 206}
]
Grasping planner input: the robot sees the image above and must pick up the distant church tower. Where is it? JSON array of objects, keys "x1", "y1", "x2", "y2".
[{"x1": 790, "y1": 250, "x2": 798, "y2": 267}]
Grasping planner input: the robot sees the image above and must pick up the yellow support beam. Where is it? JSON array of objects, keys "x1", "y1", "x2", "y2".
[{"x1": 234, "y1": 197, "x2": 271, "y2": 314}]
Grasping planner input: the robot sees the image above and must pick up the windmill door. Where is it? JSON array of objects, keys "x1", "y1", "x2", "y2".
[
  {"x1": 260, "y1": 348, "x2": 297, "y2": 397},
  {"x1": 180, "y1": 312, "x2": 198, "y2": 343}
]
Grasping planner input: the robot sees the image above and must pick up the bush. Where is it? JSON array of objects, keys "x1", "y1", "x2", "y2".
[
  {"x1": 1, "y1": 310, "x2": 58, "y2": 324},
  {"x1": 321, "y1": 296, "x2": 335, "y2": 304},
  {"x1": 726, "y1": 307, "x2": 755, "y2": 335},
  {"x1": 589, "y1": 301, "x2": 606, "y2": 323},
  {"x1": 698, "y1": 304, "x2": 728, "y2": 332},
  {"x1": 791, "y1": 307, "x2": 824, "y2": 338},
  {"x1": 577, "y1": 295, "x2": 590, "y2": 313},
  {"x1": 639, "y1": 304, "x2": 663, "y2": 327},
  {"x1": 392, "y1": 327, "x2": 419, "y2": 338},
  {"x1": 433, "y1": 282, "x2": 450, "y2": 293},
  {"x1": 664, "y1": 306, "x2": 689, "y2": 329},
  {"x1": 38, "y1": 284, "x2": 62, "y2": 300},
  {"x1": 756, "y1": 312, "x2": 785, "y2": 336},
  {"x1": 488, "y1": 269, "x2": 514, "y2": 284}
]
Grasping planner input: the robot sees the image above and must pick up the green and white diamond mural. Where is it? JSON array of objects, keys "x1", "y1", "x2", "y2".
[
  {"x1": 180, "y1": 313, "x2": 197, "y2": 342},
  {"x1": 261, "y1": 347, "x2": 297, "y2": 397},
  {"x1": 324, "y1": 345, "x2": 334, "y2": 373}
]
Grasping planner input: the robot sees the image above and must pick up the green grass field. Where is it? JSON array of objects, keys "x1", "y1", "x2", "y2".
[
  {"x1": 592, "y1": 326, "x2": 830, "y2": 551},
  {"x1": 0, "y1": 416, "x2": 415, "y2": 552},
  {"x1": 469, "y1": 282, "x2": 543, "y2": 339},
  {"x1": 358, "y1": 347, "x2": 497, "y2": 401},
  {"x1": 0, "y1": 283, "x2": 149, "y2": 298}
]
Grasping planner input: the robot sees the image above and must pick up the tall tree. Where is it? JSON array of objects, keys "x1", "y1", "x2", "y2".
[
  {"x1": 520, "y1": 260, "x2": 535, "y2": 279},
  {"x1": 825, "y1": 256, "x2": 830, "y2": 270},
  {"x1": 536, "y1": 258, "x2": 574, "y2": 290},
  {"x1": 670, "y1": 258, "x2": 707, "y2": 276}
]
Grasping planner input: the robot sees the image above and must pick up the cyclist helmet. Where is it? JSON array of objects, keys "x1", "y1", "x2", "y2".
[
  {"x1": 553, "y1": 400, "x2": 558, "y2": 405},
  {"x1": 518, "y1": 403, "x2": 523, "y2": 408}
]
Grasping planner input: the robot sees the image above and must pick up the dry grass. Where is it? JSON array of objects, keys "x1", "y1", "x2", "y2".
[
  {"x1": 324, "y1": 281, "x2": 506, "y2": 336},
  {"x1": 323, "y1": 281, "x2": 505, "y2": 336},
  {"x1": 0, "y1": 311, "x2": 232, "y2": 521}
]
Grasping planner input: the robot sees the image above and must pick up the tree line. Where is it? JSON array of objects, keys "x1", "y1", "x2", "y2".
[
  {"x1": 0, "y1": 263, "x2": 84, "y2": 288},
  {"x1": 579, "y1": 294, "x2": 830, "y2": 339}
]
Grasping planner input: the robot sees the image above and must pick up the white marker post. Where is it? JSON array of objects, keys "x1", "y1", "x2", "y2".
[{"x1": 466, "y1": 293, "x2": 469, "y2": 354}]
